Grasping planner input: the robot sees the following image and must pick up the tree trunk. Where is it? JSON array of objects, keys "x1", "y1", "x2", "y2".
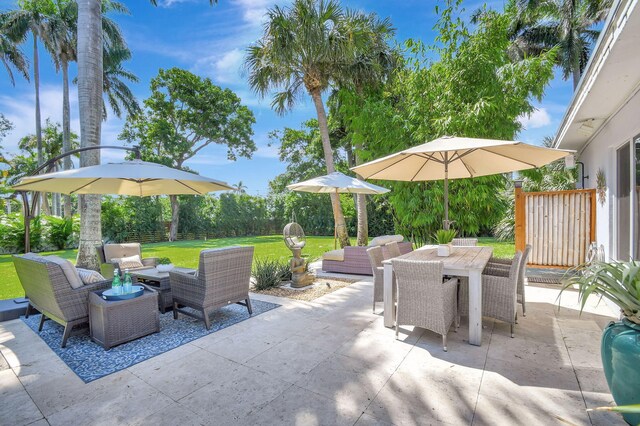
[
  {"x1": 169, "y1": 195, "x2": 179, "y2": 241},
  {"x1": 309, "y1": 89, "x2": 350, "y2": 248},
  {"x1": 354, "y1": 142, "x2": 368, "y2": 246},
  {"x1": 76, "y1": 0, "x2": 103, "y2": 270},
  {"x1": 32, "y1": 32, "x2": 45, "y2": 215},
  {"x1": 62, "y1": 57, "x2": 73, "y2": 218},
  {"x1": 572, "y1": 67, "x2": 581, "y2": 91}
]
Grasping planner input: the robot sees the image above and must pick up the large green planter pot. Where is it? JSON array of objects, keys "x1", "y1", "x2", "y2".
[{"x1": 601, "y1": 318, "x2": 640, "y2": 425}]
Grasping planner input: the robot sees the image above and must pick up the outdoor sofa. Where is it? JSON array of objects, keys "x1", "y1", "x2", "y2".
[
  {"x1": 12, "y1": 253, "x2": 112, "y2": 347},
  {"x1": 96, "y1": 243, "x2": 159, "y2": 278},
  {"x1": 322, "y1": 235, "x2": 413, "y2": 275}
]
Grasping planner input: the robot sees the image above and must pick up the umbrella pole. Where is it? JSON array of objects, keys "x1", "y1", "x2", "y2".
[
  {"x1": 443, "y1": 155, "x2": 449, "y2": 230},
  {"x1": 334, "y1": 189, "x2": 338, "y2": 249}
]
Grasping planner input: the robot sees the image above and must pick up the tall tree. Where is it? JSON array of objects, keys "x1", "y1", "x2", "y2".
[
  {"x1": 508, "y1": 0, "x2": 612, "y2": 89},
  {"x1": 3, "y1": 0, "x2": 57, "y2": 171},
  {"x1": 76, "y1": 0, "x2": 103, "y2": 269},
  {"x1": 0, "y1": 13, "x2": 29, "y2": 86},
  {"x1": 45, "y1": 0, "x2": 76, "y2": 217},
  {"x1": 232, "y1": 181, "x2": 248, "y2": 194},
  {"x1": 245, "y1": 0, "x2": 393, "y2": 248},
  {"x1": 119, "y1": 68, "x2": 256, "y2": 241}
]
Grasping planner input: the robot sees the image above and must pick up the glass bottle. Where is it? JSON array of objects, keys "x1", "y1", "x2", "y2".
[
  {"x1": 112, "y1": 268, "x2": 122, "y2": 295},
  {"x1": 123, "y1": 269, "x2": 133, "y2": 294}
]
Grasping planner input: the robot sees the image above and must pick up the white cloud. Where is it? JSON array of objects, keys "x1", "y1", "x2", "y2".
[
  {"x1": 158, "y1": 0, "x2": 198, "y2": 8},
  {"x1": 517, "y1": 108, "x2": 551, "y2": 130}
]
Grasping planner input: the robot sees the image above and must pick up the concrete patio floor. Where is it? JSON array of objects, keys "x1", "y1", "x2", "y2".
[{"x1": 0, "y1": 278, "x2": 625, "y2": 426}]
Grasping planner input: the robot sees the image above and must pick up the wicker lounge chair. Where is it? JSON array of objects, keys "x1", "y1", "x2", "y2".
[
  {"x1": 96, "y1": 243, "x2": 159, "y2": 279},
  {"x1": 169, "y1": 246, "x2": 254, "y2": 330},
  {"x1": 391, "y1": 259, "x2": 458, "y2": 351},
  {"x1": 484, "y1": 245, "x2": 531, "y2": 316},
  {"x1": 12, "y1": 254, "x2": 111, "y2": 347},
  {"x1": 452, "y1": 238, "x2": 478, "y2": 246}
]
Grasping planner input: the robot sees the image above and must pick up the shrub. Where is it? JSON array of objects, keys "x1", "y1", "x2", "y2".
[
  {"x1": 0, "y1": 213, "x2": 41, "y2": 252},
  {"x1": 45, "y1": 216, "x2": 74, "y2": 250},
  {"x1": 253, "y1": 258, "x2": 289, "y2": 290}
]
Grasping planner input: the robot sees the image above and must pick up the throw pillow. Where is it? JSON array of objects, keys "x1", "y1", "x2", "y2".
[
  {"x1": 111, "y1": 254, "x2": 144, "y2": 270},
  {"x1": 77, "y1": 268, "x2": 106, "y2": 284},
  {"x1": 44, "y1": 255, "x2": 84, "y2": 289}
]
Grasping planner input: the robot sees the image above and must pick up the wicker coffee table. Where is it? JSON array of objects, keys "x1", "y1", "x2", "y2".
[
  {"x1": 131, "y1": 267, "x2": 196, "y2": 313},
  {"x1": 89, "y1": 288, "x2": 160, "y2": 350}
]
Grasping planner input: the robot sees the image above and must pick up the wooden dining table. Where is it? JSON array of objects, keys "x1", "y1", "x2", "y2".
[{"x1": 382, "y1": 245, "x2": 493, "y2": 346}]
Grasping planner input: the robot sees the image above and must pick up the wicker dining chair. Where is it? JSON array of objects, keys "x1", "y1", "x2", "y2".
[
  {"x1": 484, "y1": 245, "x2": 531, "y2": 317},
  {"x1": 452, "y1": 238, "x2": 478, "y2": 246},
  {"x1": 391, "y1": 259, "x2": 458, "y2": 351},
  {"x1": 169, "y1": 246, "x2": 254, "y2": 330},
  {"x1": 366, "y1": 246, "x2": 385, "y2": 313},
  {"x1": 384, "y1": 241, "x2": 402, "y2": 259},
  {"x1": 480, "y1": 251, "x2": 523, "y2": 337}
]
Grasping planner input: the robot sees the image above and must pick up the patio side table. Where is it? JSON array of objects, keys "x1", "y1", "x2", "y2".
[
  {"x1": 89, "y1": 288, "x2": 160, "y2": 350},
  {"x1": 131, "y1": 267, "x2": 196, "y2": 313}
]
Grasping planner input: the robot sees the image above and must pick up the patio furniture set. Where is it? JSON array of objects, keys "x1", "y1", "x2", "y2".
[
  {"x1": 367, "y1": 237, "x2": 531, "y2": 351},
  {"x1": 12, "y1": 244, "x2": 254, "y2": 349}
]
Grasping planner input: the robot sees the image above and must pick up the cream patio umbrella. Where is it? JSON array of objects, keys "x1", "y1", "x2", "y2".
[
  {"x1": 287, "y1": 171, "x2": 390, "y2": 248},
  {"x1": 12, "y1": 159, "x2": 233, "y2": 195},
  {"x1": 351, "y1": 136, "x2": 574, "y2": 229}
]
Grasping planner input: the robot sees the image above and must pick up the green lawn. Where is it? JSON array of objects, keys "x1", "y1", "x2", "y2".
[{"x1": 0, "y1": 235, "x2": 514, "y2": 300}]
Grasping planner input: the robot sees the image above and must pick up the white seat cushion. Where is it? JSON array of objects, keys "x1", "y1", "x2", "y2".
[
  {"x1": 44, "y1": 255, "x2": 84, "y2": 289},
  {"x1": 323, "y1": 249, "x2": 345, "y2": 262},
  {"x1": 368, "y1": 234, "x2": 404, "y2": 247}
]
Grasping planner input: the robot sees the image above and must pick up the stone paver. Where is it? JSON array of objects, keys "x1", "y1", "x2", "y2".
[{"x1": 0, "y1": 279, "x2": 626, "y2": 426}]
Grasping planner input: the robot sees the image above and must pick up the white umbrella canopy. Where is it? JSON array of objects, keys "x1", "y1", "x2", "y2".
[
  {"x1": 351, "y1": 136, "x2": 574, "y2": 228},
  {"x1": 286, "y1": 171, "x2": 390, "y2": 194},
  {"x1": 287, "y1": 171, "x2": 389, "y2": 248},
  {"x1": 352, "y1": 136, "x2": 574, "y2": 181},
  {"x1": 12, "y1": 160, "x2": 233, "y2": 196}
]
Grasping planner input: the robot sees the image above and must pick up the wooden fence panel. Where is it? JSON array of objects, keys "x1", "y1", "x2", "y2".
[{"x1": 515, "y1": 188, "x2": 596, "y2": 268}]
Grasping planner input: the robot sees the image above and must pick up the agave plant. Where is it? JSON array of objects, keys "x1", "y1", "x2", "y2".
[
  {"x1": 563, "y1": 260, "x2": 640, "y2": 324},
  {"x1": 433, "y1": 229, "x2": 457, "y2": 245}
]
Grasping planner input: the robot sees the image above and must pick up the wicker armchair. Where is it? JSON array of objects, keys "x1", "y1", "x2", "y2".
[
  {"x1": 484, "y1": 245, "x2": 531, "y2": 316},
  {"x1": 169, "y1": 246, "x2": 254, "y2": 330},
  {"x1": 391, "y1": 259, "x2": 458, "y2": 351},
  {"x1": 452, "y1": 238, "x2": 478, "y2": 246},
  {"x1": 96, "y1": 243, "x2": 159, "y2": 279},
  {"x1": 366, "y1": 246, "x2": 385, "y2": 313},
  {"x1": 12, "y1": 254, "x2": 111, "y2": 347}
]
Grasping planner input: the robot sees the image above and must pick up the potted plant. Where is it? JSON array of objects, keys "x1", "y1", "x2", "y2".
[
  {"x1": 156, "y1": 257, "x2": 174, "y2": 272},
  {"x1": 562, "y1": 260, "x2": 640, "y2": 425},
  {"x1": 434, "y1": 229, "x2": 457, "y2": 257}
]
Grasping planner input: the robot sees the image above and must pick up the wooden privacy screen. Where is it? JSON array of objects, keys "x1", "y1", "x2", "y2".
[{"x1": 515, "y1": 188, "x2": 596, "y2": 267}]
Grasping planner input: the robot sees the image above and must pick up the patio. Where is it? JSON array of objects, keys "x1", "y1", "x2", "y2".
[{"x1": 0, "y1": 276, "x2": 624, "y2": 425}]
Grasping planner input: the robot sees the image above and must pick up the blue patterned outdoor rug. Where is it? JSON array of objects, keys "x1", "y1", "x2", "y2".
[{"x1": 21, "y1": 299, "x2": 279, "y2": 383}]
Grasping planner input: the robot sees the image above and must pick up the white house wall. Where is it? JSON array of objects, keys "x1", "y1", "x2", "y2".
[{"x1": 577, "y1": 88, "x2": 640, "y2": 260}]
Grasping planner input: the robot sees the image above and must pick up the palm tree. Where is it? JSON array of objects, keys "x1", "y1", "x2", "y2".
[
  {"x1": 508, "y1": 0, "x2": 612, "y2": 89},
  {"x1": 0, "y1": 14, "x2": 29, "y2": 86},
  {"x1": 2, "y1": 1, "x2": 57, "y2": 169},
  {"x1": 233, "y1": 181, "x2": 247, "y2": 194},
  {"x1": 102, "y1": 45, "x2": 140, "y2": 119},
  {"x1": 45, "y1": 0, "x2": 76, "y2": 217},
  {"x1": 76, "y1": 0, "x2": 103, "y2": 269},
  {"x1": 245, "y1": 0, "x2": 394, "y2": 248}
]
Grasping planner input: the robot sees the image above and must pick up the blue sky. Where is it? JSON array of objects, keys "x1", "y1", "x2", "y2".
[{"x1": 0, "y1": 0, "x2": 574, "y2": 195}]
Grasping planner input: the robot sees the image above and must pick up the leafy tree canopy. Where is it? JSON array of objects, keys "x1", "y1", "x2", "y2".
[
  {"x1": 120, "y1": 67, "x2": 256, "y2": 168},
  {"x1": 334, "y1": 2, "x2": 557, "y2": 243}
]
